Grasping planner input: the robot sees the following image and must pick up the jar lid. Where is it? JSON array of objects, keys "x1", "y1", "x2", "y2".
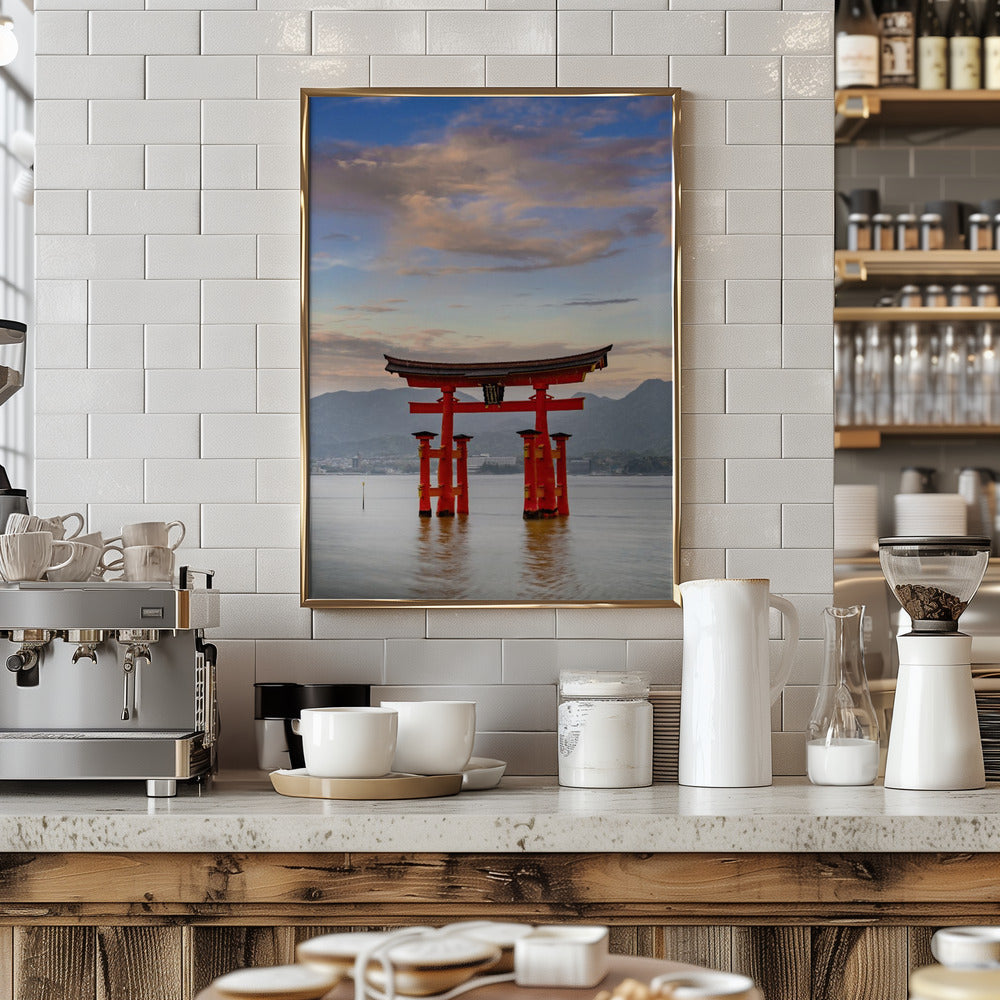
[
  {"x1": 970, "y1": 213, "x2": 991, "y2": 223},
  {"x1": 847, "y1": 212, "x2": 870, "y2": 222},
  {"x1": 910, "y1": 965, "x2": 1000, "y2": 999},
  {"x1": 559, "y1": 670, "x2": 649, "y2": 698},
  {"x1": 872, "y1": 213, "x2": 893, "y2": 223},
  {"x1": 896, "y1": 213, "x2": 918, "y2": 222},
  {"x1": 921, "y1": 212, "x2": 943, "y2": 223}
]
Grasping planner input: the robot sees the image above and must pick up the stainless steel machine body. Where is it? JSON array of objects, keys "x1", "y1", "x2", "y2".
[{"x1": 0, "y1": 574, "x2": 219, "y2": 796}]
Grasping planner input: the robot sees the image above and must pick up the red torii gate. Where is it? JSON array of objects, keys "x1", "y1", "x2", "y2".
[{"x1": 384, "y1": 345, "x2": 612, "y2": 519}]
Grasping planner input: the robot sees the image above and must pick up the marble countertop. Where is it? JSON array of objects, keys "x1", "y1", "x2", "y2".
[{"x1": 4, "y1": 775, "x2": 1000, "y2": 853}]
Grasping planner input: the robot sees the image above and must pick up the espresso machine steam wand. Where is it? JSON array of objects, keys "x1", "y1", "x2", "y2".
[{"x1": 116, "y1": 629, "x2": 158, "y2": 721}]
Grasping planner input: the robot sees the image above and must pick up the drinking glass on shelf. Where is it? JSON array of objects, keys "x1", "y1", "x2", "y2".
[
  {"x1": 927, "y1": 330, "x2": 942, "y2": 425},
  {"x1": 965, "y1": 329, "x2": 983, "y2": 424},
  {"x1": 900, "y1": 325, "x2": 929, "y2": 425}
]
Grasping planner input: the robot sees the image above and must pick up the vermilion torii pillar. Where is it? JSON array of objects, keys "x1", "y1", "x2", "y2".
[
  {"x1": 453, "y1": 434, "x2": 472, "y2": 516},
  {"x1": 412, "y1": 431, "x2": 436, "y2": 517},
  {"x1": 517, "y1": 429, "x2": 542, "y2": 519},
  {"x1": 384, "y1": 345, "x2": 612, "y2": 519},
  {"x1": 551, "y1": 432, "x2": 571, "y2": 517}
]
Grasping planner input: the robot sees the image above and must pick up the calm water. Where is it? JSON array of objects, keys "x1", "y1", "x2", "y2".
[{"x1": 308, "y1": 474, "x2": 672, "y2": 603}]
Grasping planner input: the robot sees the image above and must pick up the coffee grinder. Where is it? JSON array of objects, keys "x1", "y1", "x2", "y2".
[{"x1": 879, "y1": 536, "x2": 991, "y2": 790}]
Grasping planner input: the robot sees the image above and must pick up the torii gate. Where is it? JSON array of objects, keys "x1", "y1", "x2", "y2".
[{"x1": 384, "y1": 345, "x2": 612, "y2": 519}]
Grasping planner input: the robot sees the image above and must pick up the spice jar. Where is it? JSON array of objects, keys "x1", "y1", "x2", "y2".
[
  {"x1": 558, "y1": 671, "x2": 652, "y2": 788},
  {"x1": 921, "y1": 212, "x2": 945, "y2": 250},
  {"x1": 847, "y1": 212, "x2": 872, "y2": 251},
  {"x1": 872, "y1": 212, "x2": 895, "y2": 250},
  {"x1": 896, "y1": 213, "x2": 919, "y2": 250},
  {"x1": 976, "y1": 284, "x2": 999, "y2": 308},
  {"x1": 969, "y1": 213, "x2": 994, "y2": 250},
  {"x1": 899, "y1": 284, "x2": 923, "y2": 307},
  {"x1": 924, "y1": 284, "x2": 948, "y2": 308}
]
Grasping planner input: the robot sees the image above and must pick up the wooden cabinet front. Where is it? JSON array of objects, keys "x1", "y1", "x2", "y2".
[{"x1": 0, "y1": 852, "x2": 992, "y2": 1000}]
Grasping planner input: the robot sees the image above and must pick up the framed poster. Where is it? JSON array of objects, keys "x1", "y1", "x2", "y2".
[{"x1": 300, "y1": 88, "x2": 681, "y2": 608}]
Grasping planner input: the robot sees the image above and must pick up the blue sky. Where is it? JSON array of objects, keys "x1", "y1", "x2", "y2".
[{"x1": 307, "y1": 93, "x2": 674, "y2": 399}]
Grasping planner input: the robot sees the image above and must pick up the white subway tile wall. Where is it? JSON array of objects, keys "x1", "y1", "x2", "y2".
[{"x1": 32, "y1": 3, "x2": 834, "y2": 773}]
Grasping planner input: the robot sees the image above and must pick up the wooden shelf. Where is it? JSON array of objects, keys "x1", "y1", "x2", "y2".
[
  {"x1": 834, "y1": 307, "x2": 1000, "y2": 321},
  {"x1": 835, "y1": 424, "x2": 1000, "y2": 449},
  {"x1": 836, "y1": 88, "x2": 1000, "y2": 140},
  {"x1": 836, "y1": 250, "x2": 1000, "y2": 283}
]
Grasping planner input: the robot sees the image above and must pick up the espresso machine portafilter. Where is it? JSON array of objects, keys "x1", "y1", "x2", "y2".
[{"x1": 0, "y1": 567, "x2": 220, "y2": 797}]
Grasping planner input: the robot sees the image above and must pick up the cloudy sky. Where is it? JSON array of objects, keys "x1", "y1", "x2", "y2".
[{"x1": 307, "y1": 94, "x2": 674, "y2": 399}]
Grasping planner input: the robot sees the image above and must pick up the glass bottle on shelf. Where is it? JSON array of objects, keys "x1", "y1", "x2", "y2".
[
  {"x1": 835, "y1": 322, "x2": 855, "y2": 426},
  {"x1": 917, "y1": 0, "x2": 948, "y2": 88},
  {"x1": 854, "y1": 329, "x2": 873, "y2": 424},
  {"x1": 948, "y1": 0, "x2": 982, "y2": 89},
  {"x1": 880, "y1": 0, "x2": 918, "y2": 85},
  {"x1": 928, "y1": 329, "x2": 942, "y2": 423},
  {"x1": 902, "y1": 324, "x2": 931, "y2": 424},
  {"x1": 837, "y1": 0, "x2": 882, "y2": 87},
  {"x1": 864, "y1": 321, "x2": 893, "y2": 425},
  {"x1": 937, "y1": 324, "x2": 967, "y2": 423},
  {"x1": 985, "y1": 0, "x2": 1000, "y2": 88},
  {"x1": 979, "y1": 323, "x2": 1000, "y2": 423},
  {"x1": 807, "y1": 605, "x2": 880, "y2": 787},
  {"x1": 893, "y1": 330, "x2": 908, "y2": 423}
]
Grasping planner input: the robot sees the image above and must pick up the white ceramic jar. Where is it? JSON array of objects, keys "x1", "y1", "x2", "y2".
[{"x1": 557, "y1": 671, "x2": 652, "y2": 788}]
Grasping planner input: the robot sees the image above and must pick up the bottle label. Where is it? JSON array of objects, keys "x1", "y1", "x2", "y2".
[
  {"x1": 986, "y1": 35, "x2": 1000, "y2": 89},
  {"x1": 950, "y1": 35, "x2": 982, "y2": 88},
  {"x1": 918, "y1": 35, "x2": 947, "y2": 88},
  {"x1": 880, "y1": 11, "x2": 916, "y2": 83},
  {"x1": 837, "y1": 34, "x2": 880, "y2": 87}
]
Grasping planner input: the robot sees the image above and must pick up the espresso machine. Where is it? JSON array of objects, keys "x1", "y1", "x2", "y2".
[{"x1": 0, "y1": 567, "x2": 219, "y2": 796}]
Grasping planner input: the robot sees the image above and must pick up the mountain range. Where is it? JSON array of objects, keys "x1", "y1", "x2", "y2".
[{"x1": 309, "y1": 378, "x2": 672, "y2": 460}]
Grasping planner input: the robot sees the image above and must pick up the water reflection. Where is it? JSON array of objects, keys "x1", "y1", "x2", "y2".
[
  {"x1": 415, "y1": 516, "x2": 473, "y2": 600},
  {"x1": 521, "y1": 517, "x2": 581, "y2": 597}
]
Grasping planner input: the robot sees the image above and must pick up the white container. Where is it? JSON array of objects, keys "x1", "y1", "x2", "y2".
[
  {"x1": 513, "y1": 925, "x2": 610, "y2": 988},
  {"x1": 650, "y1": 971, "x2": 763, "y2": 1000},
  {"x1": 557, "y1": 671, "x2": 652, "y2": 788},
  {"x1": 933, "y1": 927, "x2": 1000, "y2": 968}
]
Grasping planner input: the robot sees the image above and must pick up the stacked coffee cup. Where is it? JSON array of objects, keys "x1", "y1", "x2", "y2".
[
  {"x1": 0, "y1": 510, "x2": 120, "y2": 583},
  {"x1": 106, "y1": 520, "x2": 186, "y2": 583}
]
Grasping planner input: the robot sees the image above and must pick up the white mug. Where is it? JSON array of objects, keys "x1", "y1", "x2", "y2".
[
  {"x1": 290, "y1": 707, "x2": 398, "y2": 779},
  {"x1": 123, "y1": 545, "x2": 174, "y2": 582},
  {"x1": 109, "y1": 520, "x2": 185, "y2": 551},
  {"x1": 45, "y1": 541, "x2": 102, "y2": 583},
  {"x1": 678, "y1": 579, "x2": 799, "y2": 789},
  {"x1": 0, "y1": 531, "x2": 75, "y2": 582},
  {"x1": 379, "y1": 700, "x2": 476, "y2": 775},
  {"x1": 93, "y1": 543, "x2": 126, "y2": 580},
  {"x1": 6, "y1": 511, "x2": 84, "y2": 540}
]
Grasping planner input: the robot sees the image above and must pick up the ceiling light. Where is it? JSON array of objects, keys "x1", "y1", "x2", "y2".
[{"x1": 0, "y1": 12, "x2": 16, "y2": 67}]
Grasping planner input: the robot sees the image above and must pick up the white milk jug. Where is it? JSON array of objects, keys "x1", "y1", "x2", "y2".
[{"x1": 679, "y1": 579, "x2": 799, "y2": 788}]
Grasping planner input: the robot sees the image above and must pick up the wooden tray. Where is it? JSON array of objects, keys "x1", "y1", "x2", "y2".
[
  {"x1": 197, "y1": 955, "x2": 696, "y2": 1000},
  {"x1": 270, "y1": 768, "x2": 463, "y2": 801}
]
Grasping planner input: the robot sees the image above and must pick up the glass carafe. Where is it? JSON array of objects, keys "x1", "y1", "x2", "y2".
[{"x1": 806, "y1": 605, "x2": 880, "y2": 785}]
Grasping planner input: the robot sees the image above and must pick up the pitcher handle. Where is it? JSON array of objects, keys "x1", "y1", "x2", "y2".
[{"x1": 768, "y1": 595, "x2": 800, "y2": 704}]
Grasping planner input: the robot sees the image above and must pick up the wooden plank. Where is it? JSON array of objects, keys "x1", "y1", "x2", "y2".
[
  {"x1": 812, "y1": 926, "x2": 908, "y2": 1000},
  {"x1": 660, "y1": 927, "x2": 731, "y2": 972},
  {"x1": 908, "y1": 927, "x2": 934, "y2": 977},
  {"x1": 11, "y1": 853, "x2": 1000, "y2": 908},
  {"x1": 96, "y1": 926, "x2": 182, "y2": 1000},
  {"x1": 732, "y1": 926, "x2": 809, "y2": 1000},
  {"x1": 0, "y1": 927, "x2": 12, "y2": 1000},
  {"x1": 608, "y1": 926, "x2": 661, "y2": 959},
  {"x1": 13, "y1": 926, "x2": 95, "y2": 1000},
  {"x1": 187, "y1": 926, "x2": 295, "y2": 997}
]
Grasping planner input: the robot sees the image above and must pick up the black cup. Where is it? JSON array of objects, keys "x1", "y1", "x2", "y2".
[
  {"x1": 924, "y1": 200, "x2": 968, "y2": 249},
  {"x1": 846, "y1": 188, "x2": 880, "y2": 215},
  {"x1": 980, "y1": 199, "x2": 1000, "y2": 218}
]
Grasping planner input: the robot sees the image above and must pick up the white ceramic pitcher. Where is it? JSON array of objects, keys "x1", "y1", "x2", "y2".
[{"x1": 678, "y1": 579, "x2": 799, "y2": 788}]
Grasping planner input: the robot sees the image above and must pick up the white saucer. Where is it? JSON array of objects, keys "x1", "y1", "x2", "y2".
[{"x1": 462, "y1": 757, "x2": 506, "y2": 790}]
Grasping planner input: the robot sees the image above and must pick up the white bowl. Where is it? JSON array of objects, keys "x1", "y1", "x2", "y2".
[
  {"x1": 212, "y1": 964, "x2": 341, "y2": 999},
  {"x1": 461, "y1": 757, "x2": 507, "y2": 790},
  {"x1": 932, "y1": 926, "x2": 1000, "y2": 968},
  {"x1": 650, "y1": 971, "x2": 762, "y2": 999}
]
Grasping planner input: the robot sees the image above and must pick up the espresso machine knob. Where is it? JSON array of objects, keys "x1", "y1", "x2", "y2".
[{"x1": 6, "y1": 649, "x2": 35, "y2": 672}]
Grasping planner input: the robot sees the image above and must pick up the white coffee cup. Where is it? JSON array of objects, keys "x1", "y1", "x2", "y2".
[
  {"x1": 290, "y1": 707, "x2": 398, "y2": 779},
  {"x1": 93, "y1": 543, "x2": 126, "y2": 580},
  {"x1": 40, "y1": 511, "x2": 84, "y2": 540},
  {"x1": 379, "y1": 701, "x2": 476, "y2": 775},
  {"x1": 0, "y1": 531, "x2": 75, "y2": 582},
  {"x1": 123, "y1": 544, "x2": 174, "y2": 582},
  {"x1": 4, "y1": 513, "x2": 42, "y2": 534},
  {"x1": 45, "y1": 541, "x2": 102, "y2": 583},
  {"x1": 109, "y1": 520, "x2": 185, "y2": 551}
]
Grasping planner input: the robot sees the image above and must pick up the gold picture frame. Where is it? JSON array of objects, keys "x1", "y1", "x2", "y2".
[{"x1": 300, "y1": 87, "x2": 682, "y2": 608}]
